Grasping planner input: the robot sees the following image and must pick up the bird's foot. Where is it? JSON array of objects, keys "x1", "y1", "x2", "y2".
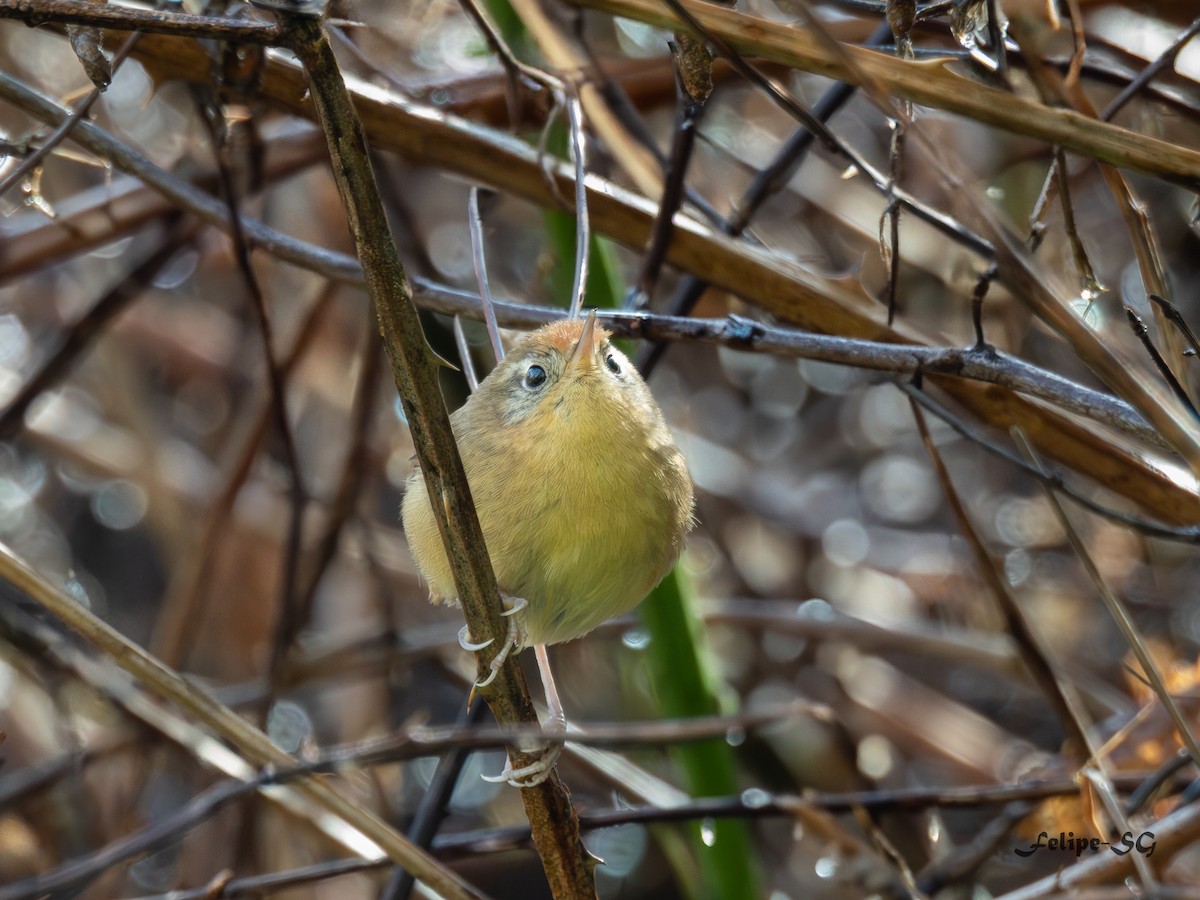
[
  {"x1": 464, "y1": 595, "x2": 529, "y2": 702},
  {"x1": 482, "y1": 712, "x2": 567, "y2": 788}
]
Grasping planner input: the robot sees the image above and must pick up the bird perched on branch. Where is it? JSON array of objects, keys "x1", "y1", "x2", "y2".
[{"x1": 402, "y1": 310, "x2": 694, "y2": 784}]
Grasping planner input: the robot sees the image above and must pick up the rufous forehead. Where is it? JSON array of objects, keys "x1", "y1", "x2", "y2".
[{"x1": 524, "y1": 318, "x2": 610, "y2": 353}]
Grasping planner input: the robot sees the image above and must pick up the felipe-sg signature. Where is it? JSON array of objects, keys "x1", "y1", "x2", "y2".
[{"x1": 1015, "y1": 831, "x2": 1156, "y2": 859}]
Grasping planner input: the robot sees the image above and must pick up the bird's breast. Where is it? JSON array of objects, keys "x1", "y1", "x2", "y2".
[{"x1": 467, "y1": 404, "x2": 690, "y2": 646}]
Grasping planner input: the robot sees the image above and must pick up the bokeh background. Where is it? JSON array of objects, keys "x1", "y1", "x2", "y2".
[{"x1": 2, "y1": 0, "x2": 1200, "y2": 897}]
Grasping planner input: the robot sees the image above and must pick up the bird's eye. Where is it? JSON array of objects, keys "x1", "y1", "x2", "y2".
[
  {"x1": 604, "y1": 353, "x2": 621, "y2": 375},
  {"x1": 524, "y1": 364, "x2": 548, "y2": 389}
]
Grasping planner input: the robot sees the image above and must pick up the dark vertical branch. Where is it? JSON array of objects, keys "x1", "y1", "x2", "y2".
[
  {"x1": 150, "y1": 284, "x2": 336, "y2": 668},
  {"x1": 629, "y1": 46, "x2": 706, "y2": 310},
  {"x1": 637, "y1": 18, "x2": 895, "y2": 377},
  {"x1": 1124, "y1": 306, "x2": 1198, "y2": 418},
  {"x1": 883, "y1": 121, "x2": 904, "y2": 326},
  {"x1": 193, "y1": 88, "x2": 309, "y2": 705},
  {"x1": 984, "y1": 0, "x2": 1007, "y2": 77},
  {"x1": 970, "y1": 263, "x2": 997, "y2": 350},
  {"x1": 381, "y1": 698, "x2": 490, "y2": 900},
  {"x1": 293, "y1": 331, "x2": 384, "y2": 631}
]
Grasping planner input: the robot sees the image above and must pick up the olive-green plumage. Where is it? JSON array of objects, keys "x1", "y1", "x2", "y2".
[{"x1": 401, "y1": 315, "x2": 694, "y2": 647}]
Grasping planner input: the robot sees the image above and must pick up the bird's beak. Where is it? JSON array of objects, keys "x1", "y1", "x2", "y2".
[{"x1": 566, "y1": 309, "x2": 597, "y2": 374}]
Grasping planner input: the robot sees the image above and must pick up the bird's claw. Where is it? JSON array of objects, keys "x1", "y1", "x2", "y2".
[
  {"x1": 464, "y1": 596, "x2": 528, "y2": 701},
  {"x1": 482, "y1": 713, "x2": 566, "y2": 787},
  {"x1": 458, "y1": 624, "x2": 494, "y2": 653},
  {"x1": 482, "y1": 744, "x2": 562, "y2": 787},
  {"x1": 500, "y1": 596, "x2": 528, "y2": 617}
]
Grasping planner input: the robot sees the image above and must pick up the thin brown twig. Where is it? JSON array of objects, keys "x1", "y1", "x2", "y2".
[
  {"x1": 292, "y1": 326, "x2": 384, "y2": 637},
  {"x1": 897, "y1": 382, "x2": 1198, "y2": 541},
  {"x1": 908, "y1": 393, "x2": 1090, "y2": 759},
  {"x1": 151, "y1": 284, "x2": 337, "y2": 667},
  {"x1": 196, "y1": 92, "x2": 310, "y2": 710},
  {"x1": 566, "y1": 0, "x2": 1200, "y2": 188},
  {"x1": 1051, "y1": 148, "x2": 1102, "y2": 299},
  {"x1": 0, "y1": 30, "x2": 140, "y2": 198},
  {"x1": 1015, "y1": 434, "x2": 1200, "y2": 770}
]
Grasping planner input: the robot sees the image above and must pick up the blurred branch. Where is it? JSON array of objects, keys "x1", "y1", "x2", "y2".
[
  {"x1": 0, "y1": 544, "x2": 481, "y2": 898},
  {"x1": 0, "y1": 122, "x2": 325, "y2": 283},
  {"x1": 733, "y1": 0, "x2": 1200, "y2": 493},
  {"x1": 1100, "y1": 16, "x2": 1200, "y2": 120},
  {"x1": 7, "y1": 35, "x2": 1171, "y2": 518},
  {"x1": 0, "y1": 777, "x2": 257, "y2": 900},
  {"x1": 151, "y1": 282, "x2": 336, "y2": 667},
  {"x1": 381, "y1": 697, "x2": 487, "y2": 900},
  {"x1": 506, "y1": 0, "x2": 663, "y2": 197},
  {"x1": 638, "y1": 16, "x2": 896, "y2": 375},
  {"x1": 0, "y1": 0, "x2": 285, "y2": 43},
  {"x1": 221, "y1": 600, "x2": 1024, "y2": 717},
  {"x1": 0, "y1": 71, "x2": 363, "y2": 281},
  {"x1": 196, "y1": 95, "x2": 311, "y2": 710},
  {"x1": 1, "y1": 27, "x2": 1192, "y2": 512},
  {"x1": 0, "y1": 31, "x2": 138, "y2": 198},
  {"x1": 82, "y1": 32, "x2": 1200, "y2": 522},
  {"x1": 994, "y1": 797, "x2": 1200, "y2": 898},
  {"x1": 916, "y1": 801, "x2": 1034, "y2": 894},
  {"x1": 910, "y1": 397, "x2": 1089, "y2": 758},
  {"x1": 293, "y1": 331, "x2": 383, "y2": 638},
  {"x1": 104, "y1": 769, "x2": 1188, "y2": 900},
  {"x1": 432, "y1": 771, "x2": 1182, "y2": 851},
  {"x1": 565, "y1": 0, "x2": 1200, "y2": 187},
  {"x1": 659, "y1": 0, "x2": 991, "y2": 256},
  {"x1": 0, "y1": 215, "x2": 197, "y2": 440},
  {"x1": 286, "y1": 700, "x2": 829, "y2": 774},
  {"x1": 1011, "y1": 12, "x2": 1193, "y2": 408},
  {"x1": 411, "y1": 286, "x2": 1161, "y2": 446},
  {"x1": 899, "y1": 382, "x2": 1200, "y2": 541},
  {"x1": 129, "y1": 857, "x2": 389, "y2": 900},
  {"x1": 0, "y1": 698, "x2": 814, "y2": 899},
  {"x1": 1018, "y1": 433, "x2": 1200, "y2": 769}
]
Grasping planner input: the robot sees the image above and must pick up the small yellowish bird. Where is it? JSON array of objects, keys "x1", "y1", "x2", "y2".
[{"x1": 401, "y1": 311, "x2": 694, "y2": 782}]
